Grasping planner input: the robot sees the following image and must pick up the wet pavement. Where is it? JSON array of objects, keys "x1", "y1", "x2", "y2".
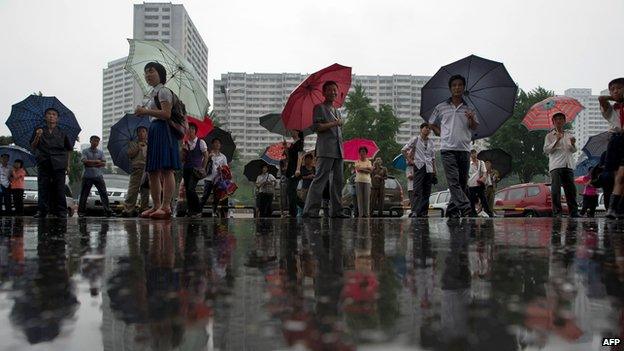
[{"x1": 0, "y1": 217, "x2": 622, "y2": 351}]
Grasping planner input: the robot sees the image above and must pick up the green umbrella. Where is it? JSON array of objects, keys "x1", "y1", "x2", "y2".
[{"x1": 125, "y1": 39, "x2": 210, "y2": 118}]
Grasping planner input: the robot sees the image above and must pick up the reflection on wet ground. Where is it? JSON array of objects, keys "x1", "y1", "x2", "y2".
[{"x1": 0, "y1": 217, "x2": 622, "y2": 350}]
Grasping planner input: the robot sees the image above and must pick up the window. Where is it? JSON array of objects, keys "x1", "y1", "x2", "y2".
[
  {"x1": 507, "y1": 188, "x2": 526, "y2": 201},
  {"x1": 145, "y1": 15, "x2": 159, "y2": 19},
  {"x1": 162, "y1": 15, "x2": 170, "y2": 19},
  {"x1": 145, "y1": 23, "x2": 159, "y2": 27},
  {"x1": 440, "y1": 192, "x2": 450, "y2": 203},
  {"x1": 144, "y1": 31, "x2": 158, "y2": 35},
  {"x1": 429, "y1": 194, "x2": 438, "y2": 204},
  {"x1": 527, "y1": 186, "x2": 540, "y2": 197},
  {"x1": 162, "y1": 31, "x2": 170, "y2": 35},
  {"x1": 495, "y1": 191, "x2": 507, "y2": 202},
  {"x1": 162, "y1": 7, "x2": 170, "y2": 12},
  {"x1": 145, "y1": 7, "x2": 158, "y2": 12},
  {"x1": 162, "y1": 23, "x2": 170, "y2": 27}
]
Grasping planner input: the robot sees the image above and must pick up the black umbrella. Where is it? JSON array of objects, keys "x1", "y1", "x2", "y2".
[
  {"x1": 421, "y1": 55, "x2": 518, "y2": 140},
  {"x1": 477, "y1": 148, "x2": 512, "y2": 179},
  {"x1": 582, "y1": 131, "x2": 611, "y2": 159},
  {"x1": 204, "y1": 127, "x2": 236, "y2": 163},
  {"x1": 259, "y1": 113, "x2": 314, "y2": 137},
  {"x1": 243, "y1": 159, "x2": 278, "y2": 182}
]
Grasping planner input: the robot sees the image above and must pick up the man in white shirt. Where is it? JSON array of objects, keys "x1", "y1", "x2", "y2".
[
  {"x1": 200, "y1": 138, "x2": 229, "y2": 217},
  {"x1": 467, "y1": 150, "x2": 492, "y2": 217},
  {"x1": 0, "y1": 154, "x2": 11, "y2": 216},
  {"x1": 599, "y1": 77, "x2": 624, "y2": 218},
  {"x1": 543, "y1": 113, "x2": 579, "y2": 217},
  {"x1": 402, "y1": 123, "x2": 436, "y2": 218}
]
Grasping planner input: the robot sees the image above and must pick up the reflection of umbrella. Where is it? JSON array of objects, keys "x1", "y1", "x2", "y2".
[
  {"x1": 243, "y1": 159, "x2": 278, "y2": 182},
  {"x1": 522, "y1": 96, "x2": 584, "y2": 131},
  {"x1": 420, "y1": 55, "x2": 518, "y2": 140},
  {"x1": 204, "y1": 127, "x2": 235, "y2": 163},
  {"x1": 392, "y1": 154, "x2": 407, "y2": 171},
  {"x1": 6, "y1": 95, "x2": 81, "y2": 151},
  {"x1": 259, "y1": 113, "x2": 313, "y2": 137},
  {"x1": 185, "y1": 116, "x2": 214, "y2": 139},
  {"x1": 525, "y1": 299, "x2": 583, "y2": 341},
  {"x1": 582, "y1": 131, "x2": 611, "y2": 158},
  {"x1": 477, "y1": 148, "x2": 512, "y2": 179},
  {"x1": 261, "y1": 141, "x2": 290, "y2": 166},
  {"x1": 281, "y1": 63, "x2": 352, "y2": 131},
  {"x1": 125, "y1": 39, "x2": 210, "y2": 118},
  {"x1": 0, "y1": 145, "x2": 37, "y2": 168},
  {"x1": 343, "y1": 138, "x2": 379, "y2": 162},
  {"x1": 107, "y1": 114, "x2": 151, "y2": 174},
  {"x1": 574, "y1": 157, "x2": 600, "y2": 177}
]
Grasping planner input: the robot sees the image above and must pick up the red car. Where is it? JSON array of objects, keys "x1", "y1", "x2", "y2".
[{"x1": 494, "y1": 183, "x2": 569, "y2": 217}]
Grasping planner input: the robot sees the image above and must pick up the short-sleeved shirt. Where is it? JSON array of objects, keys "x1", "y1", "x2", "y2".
[
  {"x1": 285, "y1": 139, "x2": 304, "y2": 178},
  {"x1": 0, "y1": 165, "x2": 10, "y2": 187},
  {"x1": 184, "y1": 137, "x2": 208, "y2": 152},
  {"x1": 256, "y1": 173, "x2": 277, "y2": 194},
  {"x1": 602, "y1": 103, "x2": 624, "y2": 131},
  {"x1": 468, "y1": 159, "x2": 486, "y2": 188},
  {"x1": 300, "y1": 166, "x2": 315, "y2": 189},
  {"x1": 206, "y1": 152, "x2": 228, "y2": 182},
  {"x1": 81, "y1": 147, "x2": 105, "y2": 179},
  {"x1": 543, "y1": 130, "x2": 576, "y2": 172},
  {"x1": 30, "y1": 126, "x2": 73, "y2": 170},
  {"x1": 10, "y1": 168, "x2": 26, "y2": 189},
  {"x1": 355, "y1": 159, "x2": 372, "y2": 183},
  {"x1": 402, "y1": 135, "x2": 436, "y2": 173},
  {"x1": 405, "y1": 167, "x2": 414, "y2": 191},
  {"x1": 146, "y1": 84, "x2": 173, "y2": 122},
  {"x1": 430, "y1": 99, "x2": 478, "y2": 152}
]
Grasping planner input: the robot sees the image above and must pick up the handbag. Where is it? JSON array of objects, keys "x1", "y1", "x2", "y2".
[{"x1": 192, "y1": 168, "x2": 206, "y2": 180}]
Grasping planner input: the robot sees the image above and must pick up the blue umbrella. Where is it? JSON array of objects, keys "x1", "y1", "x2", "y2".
[
  {"x1": 0, "y1": 145, "x2": 37, "y2": 168},
  {"x1": 574, "y1": 157, "x2": 600, "y2": 177},
  {"x1": 582, "y1": 131, "x2": 611, "y2": 159},
  {"x1": 6, "y1": 95, "x2": 81, "y2": 151},
  {"x1": 392, "y1": 154, "x2": 407, "y2": 171},
  {"x1": 107, "y1": 114, "x2": 151, "y2": 174},
  {"x1": 420, "y1": 55, "x2": 518, "y2": 140}
]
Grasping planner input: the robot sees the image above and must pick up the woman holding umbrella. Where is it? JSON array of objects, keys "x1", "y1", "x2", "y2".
[{"x1": 134, "y1": 62, "x2": 181, "y2": 219}]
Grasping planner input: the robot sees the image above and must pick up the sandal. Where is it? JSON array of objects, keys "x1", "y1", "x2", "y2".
[
  {"x1": 150, "y1": 207, "x2": 172, "y2": 220},
  {"x1": 140, "y1": 208, "x2": 158, "y2": 218}
]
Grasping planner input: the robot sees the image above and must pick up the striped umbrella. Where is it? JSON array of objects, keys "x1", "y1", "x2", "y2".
[{"x1": 522, "y1": 96, "x2": 584, "y2": 131}]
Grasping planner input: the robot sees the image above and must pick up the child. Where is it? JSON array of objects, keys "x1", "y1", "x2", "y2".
[
  {"x1": 599, "y1": 78, "x2": 624, "y2": 218},
  {"x1": 10, "y1": 159, "x2": 26, "y2": 216},
  {"x1": 577, "y1": 168, "x2": 599, "y2": 218}
]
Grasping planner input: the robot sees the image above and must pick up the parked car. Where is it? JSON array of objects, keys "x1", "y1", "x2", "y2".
[
  {"x1": 428, "y1": 190, "x2": 450, "y2": 217},
  {"x1": 494, "y1": 183, "x2": 570, "y2": 217},
  {"x1": 84, "y1": 174, "x2": 131, "y2": 214},
  {"x1": 23, "y1": 176, "x2": 77, "y2": 217},
  {"x1": 176, "y1": 178, "x2": 234, "y2": 217},
  {"x1": 341, "y1": 176, "x2": 404, "y2": 217}
]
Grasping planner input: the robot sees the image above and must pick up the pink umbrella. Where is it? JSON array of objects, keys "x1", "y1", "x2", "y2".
[
  {"x1": 343, "y1": 138, "x2": 379, "y2": 161},
  {"x1": 522, "y1": 96, "x2": 585, "y2": 130},
  {"x1": 281, "y1": 63, "x2": 352, "y2": 131}
]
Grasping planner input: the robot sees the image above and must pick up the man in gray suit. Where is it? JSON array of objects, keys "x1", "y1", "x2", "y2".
[{"x1": 302, "y1": 81, "x2": 348, "y2": 218}]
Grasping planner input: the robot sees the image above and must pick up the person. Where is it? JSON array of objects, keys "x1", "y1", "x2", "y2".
[
  {"x1": 598, "y1": 150, "x2": 615, "y2": 211},
  {"x1": 295, "y1": 153, "x2": 316, "y2": 204},
  {"x1": 354, "y1": 147, "x2": 373, "y2": 218},
  {"x1": 302, "y1": 81, "x2": 347, "y2": 218},
  {"x1": 578, "y1": 168, "x2": 599, "y2": 218},
  {"x1": 0, "y1": 154, "x2": 11, "y2": 216},
  {"x1": 285, "y1": 130, "x2": 305, "y2": 217},
  {"x1": 467, "y1": 150, "x2": 493, "y2": 217},
  {"x1": 135, "y1": 62, "x2": 182, "y2": 220},
  {"x1": 199, "y1": 138, "x2": 229, "y2": 218},
  {"x1": 255, "y1": 164, "x2": 277, "y2": 217},
  {"x1": 429, "y1": 75, "x2": 478, "y2": 218},
  {"x1": 121, "y1": 126, "x2": 150, "y2": 217},
  {"x1": 9, "y1": 159, "x2": 26, "y2": 216},
  {"x1": 30, "y1": 107, "x2": 73, "y2": 218},
  {"x1": 78, "y1": 135, "x2": 113, "y2": 217},
  {"x1": 406, "y1": 164, "x2": 414, "y2": 207},
  {"x1": 484, "y1": 160, "x2": 500, "y2": 213},
  {"x1": 279, "y1": 159, "x2": 288, "y2": 217},
  {"x1": 403, "y1": 122, "x2": 436, "y2": 218},
  {"x1": 598, "y1": 77, "x2": 624, "y2": 219},
  {"x1": 543, "y1": 112, "x2": 579, "y2": 218},
  {"x1": 370, "y1": 158, "x2": 388, "y2": 217},
  {"x1": 181, "y1": 123, "x2": 209, "y2": 218}
]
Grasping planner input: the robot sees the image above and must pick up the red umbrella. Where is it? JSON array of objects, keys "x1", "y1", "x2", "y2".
[
  {"x1": 343, "y1": 138, "x2": 379, "y2": 161},
  {"x1": 185, "y1": 116, "x2": 214, "y2": 141},
  {"x1": 261, "y1": 141, "x2": 291, "y2": 166},
  {"x1": 522, "y1": 96, "x2": 584, "y2": 130},
  {"x1": 281, "y1": 63, "x2": 352, "y2": 131}
]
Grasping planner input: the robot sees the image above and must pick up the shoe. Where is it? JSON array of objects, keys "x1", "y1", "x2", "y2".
[
  {"x1": 78, "y1": 213, "x2": 86, "y2": 218},
  {"x1": 33, "y1": 212, "x2": 47, "y2": 219},
  {"x1": 150, "y1": 208, "x2": 172, "y2": 220},
  {"x1": 105, "y1": 211, "x2": 116, "y2": 218},
  {"x1": 140, "y1": 208, "x2": 157, "y2": 218}
]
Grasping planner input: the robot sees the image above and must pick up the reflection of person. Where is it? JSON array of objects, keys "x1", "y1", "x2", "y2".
[
  {"x1": 403, "y1": 123, "x2": 436, "y2": 218},
  {"x1": 122, "y1": 126, "x2": 149, "y2": 217},
  {"x1": 370, "y1": 158, "x2": 388, "y2": 217},
  {"x1": 354, "y1": 147, "x2": 372, "y2": 218},
  {"x1": 78, "y1": 135, "x2": 112, "y2": 217},
  {"x1": 599, "y1": 78, "x2": 624, "y2": 219},
  {"x1": 256, "y1": 164, "x2": 277, "y2": 217}
]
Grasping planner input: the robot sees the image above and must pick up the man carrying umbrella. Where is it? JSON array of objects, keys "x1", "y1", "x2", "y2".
[
  {"x1": 429, "y1": 75, "x2": 478, "y2": 218},
  {"x1": 121, "y1": 126, "x2": 150, "y2": 217}
]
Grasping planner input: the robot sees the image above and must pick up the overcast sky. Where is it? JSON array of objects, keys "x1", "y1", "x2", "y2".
[{"x1": 1, "y1": 0, "x2": 622, "y2": 142}]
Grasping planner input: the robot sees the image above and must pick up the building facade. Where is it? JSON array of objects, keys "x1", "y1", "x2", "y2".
[{"x1": 565, "y1": 88, "x2": 611, "y2": 161}]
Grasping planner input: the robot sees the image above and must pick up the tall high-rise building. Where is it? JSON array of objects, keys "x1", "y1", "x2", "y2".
[
  {"x1": 565, "y1": 88, "x2": 611, "y2": 160},
  {"x1": 102, "y1": 2, "x2": 208, "y2": 169}
]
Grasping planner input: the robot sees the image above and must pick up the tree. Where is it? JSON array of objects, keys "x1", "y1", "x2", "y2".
[
  {"x1": 0, "y1": 136, "x2": 13, "y2": 146},
  {"x1": 488, "y1": 87, "x2": 554, "y2": 183},
  {"x1": 67, "y1": 151, "x2": 84, "y2": 185}
]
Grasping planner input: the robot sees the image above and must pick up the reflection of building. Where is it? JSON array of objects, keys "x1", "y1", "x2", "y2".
[{"x1": 565, "y1": 88, "x2": 611, "y2": 160}]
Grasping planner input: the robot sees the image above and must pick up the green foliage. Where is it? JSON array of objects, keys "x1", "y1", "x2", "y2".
[{"x1": 0, "y1": 136, "x2": 13, "y2": 146}]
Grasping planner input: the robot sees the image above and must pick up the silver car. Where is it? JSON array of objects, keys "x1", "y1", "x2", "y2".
[
  {"x1": 23, "y1": 176, "x2": 77, "y2": 217},
  {"x1": 84, "y1": 174, "x2": 130, "y2": 214}
]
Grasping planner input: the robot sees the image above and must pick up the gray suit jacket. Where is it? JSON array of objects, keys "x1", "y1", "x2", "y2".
[{"x1": 311, "y1": 104, "x2": 343, "y2": 159}]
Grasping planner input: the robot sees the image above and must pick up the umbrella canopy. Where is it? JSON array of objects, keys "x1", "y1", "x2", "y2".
[
  {"x1": 522, "y1": 96, "x2": 584, "y2": 131},
  {"x1": 204, "y1": 127, "x2": 236, "y2": 163},
  {"x1": 477, "y1": 148, "x2": 513, "y2": 179},
  {"x1": 420, "y1": 55, "x2": 517, "y2": 140},
  {"x1": 0, "y1": 145, "x2": 37, "y2": 168},
  {"x1": 107, "y1": 114, "x2": 151, "y2": 174},
  {"x1": 243, "y1": 159, "x2": 278, "y2": 182},
  {"x1": 261, "y1": 141, "x2": 290, "y2": 166},
  {"x1": 185, "y1": 116, "x2": 214, "y2": 140},
  {"x1": 281, "y1": 64, "x2": 352, "y2": 131},
  {"x1": 6, "y1": 95, "x2": 81, "y2": 151},
  {"x1": 574, "y1": 157, "x2": 600, "y2": 177},
  {"x1": 343, "y1": 138, "x2": 379, "y2": 162},
  {"x1": 259, "y1": 113, "x2": 313, "y2": 137},
  {"x1": 125, "y1": 39, "x2": 210, "y2": 118},
  {"x1": 392, "y1": 154, "x2": 407, "y2": 171},
  {"x1": 582, "y1": 131, "x2": 611, "y2": 159}
]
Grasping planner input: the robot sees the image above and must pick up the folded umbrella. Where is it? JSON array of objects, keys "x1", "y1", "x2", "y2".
[
  {"x1": 204, "y1": 127, "x2": 236, "y2": 163},
  {"x1": 522, "y1": 96, "x2": 584, "y2": 131},
  {"x1": 582, "y1": 131, "x2": 611, "y2": 159},
  {"x1": 420, "y1": 55, "x2": 518, "y2": 140},
  {"x1": 107, "y1": 114, "x2": 151, "y2": 174},
  {"x1": 282, "y1": 64, "x2": 352, "y2": 131},
  {"x1": 261, "y1": 141, "x2": 290, "y2": 166},
  {"x1": 6, "y1": 94, "x2": 81, "y2": 151},
  {"x1": 0, "y1": 145, "x2": 37, "y2": 168},
  {"x1": 243, "y1": 159, "x2": 278, "y2": 182},
  {"x1": 259, "y1": 113, "x2": 313, "y2": 137},
  {"x1": 574, "y1": 157, "x2": 600, "y2": 177},
  {"x1": 477, "y1": 148, "x2": 512, "y2": 179},
  {"x1": 343, "y1": 138, "x2": 379, "y2": 162},
  {"x1": 392, "y1": 154, "x2": 407, "y2": 171}
]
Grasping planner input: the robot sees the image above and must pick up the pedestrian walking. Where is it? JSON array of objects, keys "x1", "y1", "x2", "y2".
[
  {"x1": 599, "y1": 78, "x2": 624, "y2": 219},
  {"x1": 483, "y1": 160, "x2": 499, "y2": 213},
  {"x1": 0, "y1": 154, "x2": 11, "y2": 216},
  {"x1": 199, "y1": 138, "x2": 229, "y2": 218},
  {"x1": 543, "y1": 113, "x2": 579, "y2": 218},
  {"x1": 354, "y1": 147, "x2": 372, "y2": 218},
  {"x1": 182, "y1": 123, "x2": 209, "y2": 218},
  {"x1": 9, "y1": 159, "x2": 26, "y2": 216},
  {"x1": 403, "y1": 123, "x2": 436, "y2": 218},
  {"x1": 295, "y1": 153, "x2": 316, "y2": 204},
  {"x1": 255, "y1": 164, "x2": 277, "y2": 217},
  {"x1": 30, "y1": 107, "x2": 73, "y2": 218},
  {"x1": 578, "y1": 169, "x2": 599, "y2": 218},
  {"x1": 370, "y1": 158, "x2": 388, "y2": 217},
  {"x1": 78, "y1": 135, "x2": 113, "y2": 217},
  {"x1": 121, "y1": 126, "x2": 150, "y2": 217},
  {"x1": 429, "y1": 75, "x2": 479, "y2": 218},
  {"x1": 468, "y1": 150, "x2": 493, "y2": 217},
  {"x1": 279, "y1": 159, "x2": 288, "y2": 217},
  {"x1": 285, "y1": 130, "x2": 305, "y2": 217}
]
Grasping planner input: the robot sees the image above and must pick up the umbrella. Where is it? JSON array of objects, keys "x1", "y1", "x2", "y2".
[
  {"x1": 522, "y1": 96, "x2": 585, "y2": 131},
  {"x1": 259, "y1": 113, "x2": 314, "y2": 137},
  {"x1": 107, "y1": 114, "x2": 151, "y2": 174},
  {"x1": 185, "y1": 116, "x2": 214, "y2": 140},
  {"x1": 574, "y1": 157, "x2": 600, "y2": 177},
  {"x1": 392, "y1": 154, "x2": 407, "y2": 171},
  {"x1": 261, "y1": 141, "x2": 290, "y2": 166},
  {"x1": 6, "y1": 95, "x2": 81, "y2": 151},
  {"x1": 420, "y1": 55, "x2": 518, "y2": 140},
  {"x1": 343, "y1": 138, "x2": 379, "y2": 162},
  {"x1": 281, "y1": 63, "x2": 352, "y2": 131},
  {"x1": 243, "y1": 159, "x2": 278, "y2": 182},
  {"x1": 582, "y1": 131, "x2": 611, "y2": 159},
  {"x1": 477, "y1": 148, "x2": 512, "y2": 179},
  {"x1": 0, "y1": 145, "x2": 37, "y2": 168},
  {"x1": 204, "y1": 127, "x2": 236, "y2": 163},
  {"x1": 125, "y1": 39, "x2": 210, "y2": 118}
]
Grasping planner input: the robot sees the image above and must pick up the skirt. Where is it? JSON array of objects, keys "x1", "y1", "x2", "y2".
[{"x1": 146, "y1": 120, "x2": 181, "y2": 172}]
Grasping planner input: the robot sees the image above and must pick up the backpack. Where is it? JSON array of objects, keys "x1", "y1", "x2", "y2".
[{"x1": 154, "y1": 87, "x2": 188, "y2": 140}]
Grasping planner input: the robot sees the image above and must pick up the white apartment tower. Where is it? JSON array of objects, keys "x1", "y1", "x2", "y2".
[{"x1": 565, "y1": 88, "x2": 611, "y2": 160}]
